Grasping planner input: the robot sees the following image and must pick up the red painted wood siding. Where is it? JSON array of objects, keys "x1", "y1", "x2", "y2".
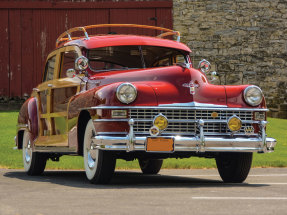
[{"x1": 0, "y1": 0, "x2": 172, "y2": 98}]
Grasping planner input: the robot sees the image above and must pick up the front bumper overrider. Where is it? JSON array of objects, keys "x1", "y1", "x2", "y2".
[{"x1": 89, "y1": 110, "x2": 277, "y2": 153}]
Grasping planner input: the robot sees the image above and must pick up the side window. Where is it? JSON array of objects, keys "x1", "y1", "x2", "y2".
[
  {"x1": 175, "y1": 55, "x2": 186, "y2": 64},
  {"x1": 43, "y1": 55, "x2": 56, "y2": 82},
  {"x1": 60, "y1": 51, "x2": 78, "y2": 78}
]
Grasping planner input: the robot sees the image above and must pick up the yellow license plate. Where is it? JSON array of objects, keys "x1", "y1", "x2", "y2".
[{"x1": 146, "y1": 137, "x2": 174, "y2": 152}]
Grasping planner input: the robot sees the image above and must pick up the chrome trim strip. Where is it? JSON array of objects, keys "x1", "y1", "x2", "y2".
[
  {"x1": 17, "y1": 124, "x2": 28, "y2": 128},
  {"x1": 93, "y1": 118, "x2": 263, "y2": 124},
  {"x1": 81, "y1": 106, "x2": 268, "y2": 112},
  {"x1": 94, "y1": 119, "x2": 129, "y2": 122},
  {"x1": 159, "y1": 102, "x2": 227, "y2": 107},
  {"x1": 96, "y1": 132, "x2": 127, "y2": 135},
  {"x1": 34, "y1": 146, "x2": 77, "y2": 153}
]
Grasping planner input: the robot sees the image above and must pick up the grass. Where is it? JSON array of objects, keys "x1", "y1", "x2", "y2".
[{"x1": 0, "y1": 111, "x2": 286, "y2": 170}]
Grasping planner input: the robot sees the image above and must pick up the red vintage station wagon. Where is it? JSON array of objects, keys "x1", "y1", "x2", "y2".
[{"x1": 15, "y1": 24, "x2": 276, "y2": 184}]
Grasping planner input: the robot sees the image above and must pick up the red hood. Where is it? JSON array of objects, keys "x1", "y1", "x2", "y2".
[{"x1": 87, "y1": 66, "x2": 227, "y2": 107}]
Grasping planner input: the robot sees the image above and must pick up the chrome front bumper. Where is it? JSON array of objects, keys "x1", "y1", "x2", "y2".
[{"x1": 92, "y1": 119, "x2": 277, "y2": 153}]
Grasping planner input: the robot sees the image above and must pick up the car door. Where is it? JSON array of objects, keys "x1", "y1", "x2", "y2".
[{"x1": 34, "y1": 46, "x2": 82, "y2": 147}]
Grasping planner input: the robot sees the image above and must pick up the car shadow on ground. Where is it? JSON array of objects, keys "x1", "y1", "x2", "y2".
[{"x1": 3, "y1": 170, "x2": 268, "y2": 189}]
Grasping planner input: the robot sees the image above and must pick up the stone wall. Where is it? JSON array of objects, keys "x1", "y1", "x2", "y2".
[{"x1": 173, "y1": 0, "x2": 287, "y2": 118}]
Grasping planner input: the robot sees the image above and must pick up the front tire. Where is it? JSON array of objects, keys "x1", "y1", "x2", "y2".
[
  {"x1": 22, "y1": 131, "x2": 47, "y2": 175},
  {"x1": 216, "y1": 152, "x2": 253, "y2": 183},
  {"x1": 138, "y1": 159, "x2": 163, "y2": 174},
  {"x1": 83, "y1": 119, "x2": 116, "y2": 184}
]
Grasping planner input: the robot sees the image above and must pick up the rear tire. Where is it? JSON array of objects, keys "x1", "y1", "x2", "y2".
[
  {"x1": 22, "y1": 131, "x2": 47, "y2": 175},
  {"x1": 138, "y1": 159, "x2": 163, "y2": 174},
  {"x1": 83, "y1": 119, "x2": 116, "y2": 184},
  {"x1": 216, "y1": 152, "x2": 253, "y2": 183}
]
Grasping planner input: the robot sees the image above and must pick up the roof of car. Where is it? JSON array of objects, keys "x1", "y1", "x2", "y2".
[{"x1": 64, "y1": 34, "x2": 191, "y2": 52}]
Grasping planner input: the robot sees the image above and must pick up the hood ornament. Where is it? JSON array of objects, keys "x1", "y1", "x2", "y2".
[{"x1": 182, "y1": 81, "x2": 199, "y2": 95}]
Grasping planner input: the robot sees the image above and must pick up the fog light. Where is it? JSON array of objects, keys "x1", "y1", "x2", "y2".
[
  {"x1": 228, "y1": 115, "x2": 242, "y2": 132},
  {"x1": 153, "y1": 114, "x2": 168, "y2": 130}
]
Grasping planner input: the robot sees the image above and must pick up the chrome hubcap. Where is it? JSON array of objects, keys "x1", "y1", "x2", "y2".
[
  {"x1": 87, "y1": 137, "x2": 97, "y2": 169},
  {"x1": 25, "y1": 140, "x2": 32, "y2": 163},
  {"x1": 87, "y1": 146, "x2": 95, "y2": 169}
]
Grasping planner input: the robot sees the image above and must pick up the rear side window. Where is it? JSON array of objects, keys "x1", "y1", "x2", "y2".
[{"x1": 43, "y1": 55, "x2": 56, "y2": 82}]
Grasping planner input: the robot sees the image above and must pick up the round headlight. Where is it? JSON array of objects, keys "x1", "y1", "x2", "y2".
[
  {"x1": 244, "y1": 86, "x2": 263, "y2": 106},
  {"x1": 116, "y1": 83, "x2": 137, "y2": 104}
]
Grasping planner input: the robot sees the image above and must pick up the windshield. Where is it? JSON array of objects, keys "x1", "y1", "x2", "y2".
[{"x1": 87, "y1": 45, "x2": 188, "y2": 72}]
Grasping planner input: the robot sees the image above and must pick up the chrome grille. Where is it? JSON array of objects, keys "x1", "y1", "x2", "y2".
[
  {"x1": 130, "y1": 109, "x2": 253, "y2": 120},
  {"x1": 130, "y1": 109, "x2": 254, "y2": 135}
]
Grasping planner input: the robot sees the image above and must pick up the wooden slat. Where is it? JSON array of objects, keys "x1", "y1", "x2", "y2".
[
  {"x1": 21, "y1": 9, "x2": 35, "y2": 96},
  {"x1": 9, "y1": 9, "x2": 22, "y2": 97},
  {"x1": 156, "y1": 8, "x2": 173, "y2": 29},
  {"x1": 0, "y1": 10, "x2": 9, "y2": 97}
]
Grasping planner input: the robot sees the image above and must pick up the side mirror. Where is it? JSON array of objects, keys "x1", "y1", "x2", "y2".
[
  {"x1": 198, "y1": 59, "x2": 211, "y2": 74},
  {"x1": 75, "y1": 56, "x2": 89, "y2": 71},
  {"x1": 66, "y1": 68, "x2": 76, "y2": 78}
]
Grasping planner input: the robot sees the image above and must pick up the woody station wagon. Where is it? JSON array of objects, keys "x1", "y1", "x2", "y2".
[{"x1": 15, "y1": 24, "x2": 277, "y2": 184}]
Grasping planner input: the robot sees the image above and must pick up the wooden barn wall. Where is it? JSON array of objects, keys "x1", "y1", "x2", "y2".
[{"x1": 0, "y1": 1, "x2": 172, "y2": 99}]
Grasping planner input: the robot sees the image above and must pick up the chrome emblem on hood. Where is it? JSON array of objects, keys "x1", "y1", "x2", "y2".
[{"x1": 182, "y1": 81, "x2": 199, "y2": 95}]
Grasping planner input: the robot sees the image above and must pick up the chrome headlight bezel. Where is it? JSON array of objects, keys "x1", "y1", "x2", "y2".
[
  {"x1": 243, "y1": 86, "x2": 263, "y2": 106},
  {"x1": 116, "y1": 83, "x2": 137, "y2": 104}
]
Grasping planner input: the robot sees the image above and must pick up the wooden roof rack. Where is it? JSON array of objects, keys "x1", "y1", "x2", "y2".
[{"x1": 56, "y1": 24, "x2": 181, "y2": 48}]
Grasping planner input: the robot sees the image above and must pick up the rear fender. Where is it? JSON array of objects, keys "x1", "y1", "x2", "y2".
[{"x1": 17, "y1": 97, "x2": 39, "y2": 149}]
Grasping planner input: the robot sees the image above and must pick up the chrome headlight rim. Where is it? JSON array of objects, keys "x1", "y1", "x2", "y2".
[
  {"x1": 116, "y1": 83, "x2": 137, "y2": 104},
  {"x1": 244, "y1": 85, "x2": 263, "y2": 107}
]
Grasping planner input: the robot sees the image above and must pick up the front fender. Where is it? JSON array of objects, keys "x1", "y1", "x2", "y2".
[
  {"x1": 68, "y1": 82, "x2": 158, "y2": 119},
  {"x1": 225, "y1": 85, "x2": 266, "y2": 108}
]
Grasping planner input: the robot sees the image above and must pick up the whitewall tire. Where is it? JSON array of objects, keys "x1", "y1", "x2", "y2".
[
  {"x1": 83, "y1": 119, "x2": 116, "y2": 184},
  {"x1": 22, "y1": 131, "x2": 47, "y2": 175}
]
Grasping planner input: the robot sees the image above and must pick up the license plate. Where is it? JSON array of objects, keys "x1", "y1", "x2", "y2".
[{"x1": 146, "y1": 137, "x2": 174, "y2": 152}]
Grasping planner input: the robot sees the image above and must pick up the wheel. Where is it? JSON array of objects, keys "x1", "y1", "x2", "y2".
[
  {"x1": 22, "y1": 131, "x2": 47, "y2": 175},
  {"x1": 138, "y1": 159, "x2": 163, "y2": 174},
  {"x1": 83, "y1": 119, "x2": 116, "y2": 184},
  {"x1": 216, "y1": 152, "x2": 253, "y2": 183}
]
